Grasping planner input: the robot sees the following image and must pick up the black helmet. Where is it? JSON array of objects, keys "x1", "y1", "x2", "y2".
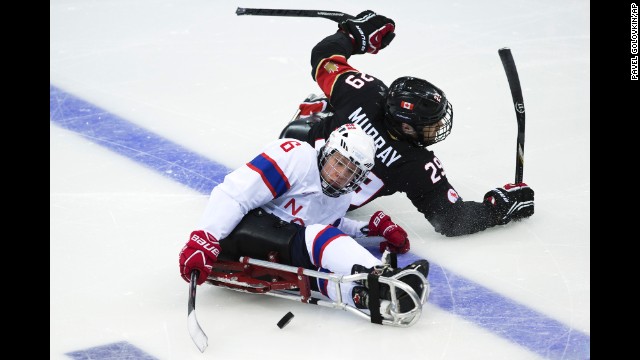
[{"x1": 385, "y1": 76, "x2": 453, "y2": 146}]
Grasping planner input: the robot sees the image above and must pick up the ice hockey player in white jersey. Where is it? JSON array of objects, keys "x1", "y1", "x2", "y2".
[{"x1": 179, "y1": 123, "x2": 428, "y2": 311}]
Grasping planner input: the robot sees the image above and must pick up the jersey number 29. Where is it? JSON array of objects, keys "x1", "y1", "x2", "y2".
[{"x1": 425, "y1": 157, "x2": 446, "y2": 184}]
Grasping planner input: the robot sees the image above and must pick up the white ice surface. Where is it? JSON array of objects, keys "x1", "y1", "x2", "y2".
[{"x1": 51, "y1": 1, "x2": 589, "y2": 359}]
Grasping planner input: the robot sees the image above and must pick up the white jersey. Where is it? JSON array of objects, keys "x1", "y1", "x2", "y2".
[
  {"x1": 197, "y1": 137, "x2": 383, "y2": 307},
  {"x1": 197, "y1": 138, "x2": 365, "y2": 241}
]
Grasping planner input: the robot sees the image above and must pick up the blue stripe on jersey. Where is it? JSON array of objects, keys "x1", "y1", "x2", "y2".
[
  {"x1": 247, "y1": 153, "x2": 290, "y2": 198},
  {"x1": 312, "y1": 226, "x2": 345, "y2": 267},
  {"x1": 316, "y1": 268, "x2": 331, "y2": 296}
]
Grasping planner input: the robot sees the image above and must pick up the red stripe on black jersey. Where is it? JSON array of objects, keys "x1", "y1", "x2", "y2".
[{"x1": 314, "y1": 55, "x2": 358, "y2": 98}]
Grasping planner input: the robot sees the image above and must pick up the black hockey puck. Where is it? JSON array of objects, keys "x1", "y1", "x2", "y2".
[{"x1": 277, "y1": 311, "x2": 294, "y2": 329}]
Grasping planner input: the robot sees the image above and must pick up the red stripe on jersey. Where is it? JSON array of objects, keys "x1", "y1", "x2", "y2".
[
  {"x1": 314, "y1": 55, "x2": 358, "y2": 97},
  {"x1": 317, "y1": 234, "x2": 344, "y2": 268},
  {"x1": 246, "y1": 162, "x2": 277, "y2": 198},
  {"x1": 312, "y1": 226, "x2": 346, "y2": 268}
]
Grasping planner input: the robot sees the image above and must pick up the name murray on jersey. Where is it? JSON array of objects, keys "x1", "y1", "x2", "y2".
[{"x1": 348, "y1": 107, "x2": 402, "y2": 167}]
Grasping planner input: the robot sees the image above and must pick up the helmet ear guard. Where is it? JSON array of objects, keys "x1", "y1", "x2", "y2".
[{"x1": 385, "y1": 76, "x2": 454, "y2": 146}]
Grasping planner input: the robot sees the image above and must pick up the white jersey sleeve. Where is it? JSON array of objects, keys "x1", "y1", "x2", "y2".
[
  {"x1": 197, "y1": 139, "x2": 316, "y2": 240},
  {"x1": 334, "y1": 217, "x2": 368, "y2": 238}
]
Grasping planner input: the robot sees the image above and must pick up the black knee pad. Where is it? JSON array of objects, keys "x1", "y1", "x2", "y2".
[
  {"x1": 279, "y1": 119, "x2": 313, "y2": 140},
  {"x1": 219, "y1": 208, "x2": 300, "y2": 264},
  {"x1": 279, "y1": 111, "x2": 333, "y2": 140}
]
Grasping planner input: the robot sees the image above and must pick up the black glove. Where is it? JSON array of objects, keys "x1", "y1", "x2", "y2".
[
  {"x1": 338, "y1": 10, "x2": 396, "y2": 54},
  {"x1": 483, "y1": 183, "x2": 534, "y2": 225}
]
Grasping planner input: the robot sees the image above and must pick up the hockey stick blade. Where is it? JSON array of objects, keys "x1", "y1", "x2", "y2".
[
  {"x1": 236, "y1": 7, "x2": 352, "y2": 22},
  {"x1": 498, "y1": 47, "x2": 526, "y2": 183},
  {"x1": 188, "y1": 270, "x2": 208, "y2": 353}
]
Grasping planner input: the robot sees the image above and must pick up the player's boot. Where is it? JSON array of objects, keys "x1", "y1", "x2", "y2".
[
  {"x1": 351, "y1": 286, "x2": 370, "y2": 309},
  {"x1": 351, "y1": 259, "x2": 429, "y2": 312},
  {"x1": 351, "y1": 285, "x2": 394, "y2": 319}
]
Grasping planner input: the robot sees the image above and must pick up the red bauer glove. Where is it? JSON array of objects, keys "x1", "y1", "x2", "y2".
[
  {"x1": 368, "y1": 211, "x2": 410, "y2": 254},
  {"x1": 179, "y1": 230, "x2": 221, "y2": 285}
]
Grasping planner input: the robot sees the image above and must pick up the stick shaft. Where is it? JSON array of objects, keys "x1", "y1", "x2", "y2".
[
  {"x1": 236, "y1": 7, "x2": 352, "y2": 22},
  {"x1": 498, "y1": 48, "x2": 526, "y2": 183}
]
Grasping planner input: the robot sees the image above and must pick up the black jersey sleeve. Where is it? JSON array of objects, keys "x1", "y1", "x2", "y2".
[
  {"x1": 307, "y1": 31, "x2": 387, "y2": 143},
  {"x1": 410, "y1": 182, "x2": 498, "y2": 237},
  {"x1": 395, "y1": 154, "x2": 499, "y2": 237},
  {"x1": 311, "y1": 32, "x2": 354, "y2": 82}
]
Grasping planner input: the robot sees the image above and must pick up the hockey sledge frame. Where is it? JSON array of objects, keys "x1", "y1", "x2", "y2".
[{"x1": 205, "y1": 252, "x2": 430, "y2": 327}]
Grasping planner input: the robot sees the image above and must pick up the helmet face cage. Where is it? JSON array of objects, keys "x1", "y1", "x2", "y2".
[
  {"x1": 414, "y1": 101, "x2": 453, "y2": 146},
  {"x1": 386, "y1": 76, "x2": 454, "y2": 147},
  {"x1": 319, "y1": 149, "x2": 369, "y2": 197},
  {"x1": 318, "y1": 124, "x2": 375, "y2": 198}
]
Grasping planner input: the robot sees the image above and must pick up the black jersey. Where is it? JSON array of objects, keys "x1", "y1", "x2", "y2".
[{"x1": 304, "y1": 32, "x2": 498, "y2": 236}]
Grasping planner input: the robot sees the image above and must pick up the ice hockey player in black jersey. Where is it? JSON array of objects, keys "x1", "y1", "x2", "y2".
[{"x1": 279, "y1": 10, "x2": 535, "y2": 236}]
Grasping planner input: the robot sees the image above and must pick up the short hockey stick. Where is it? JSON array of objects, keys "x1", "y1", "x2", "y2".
[
  {"x1": 236, "y1": 7, "x2": 353, "y2": 22},
  {"x1": 188, "y1": 270, "x2": 208, "y2": 353},
  {"x1": 498, "y1": 48, "x2": 526, "y2": 183}
]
